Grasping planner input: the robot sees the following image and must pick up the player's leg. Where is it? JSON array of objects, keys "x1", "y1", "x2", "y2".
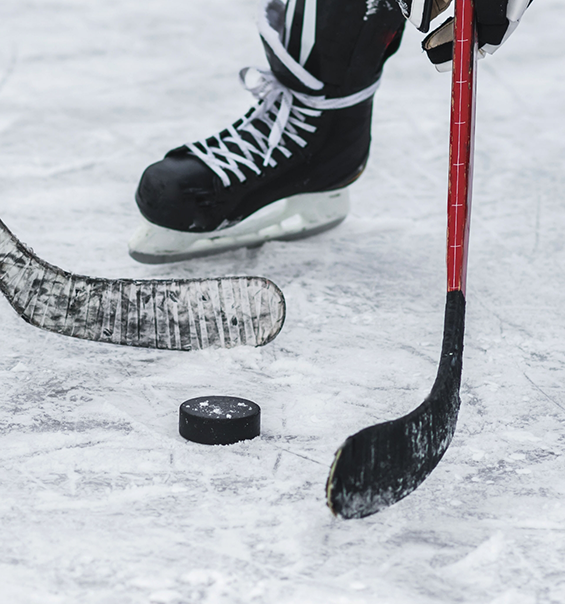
[{"x1": 129, "y1": 0, "x2": 405, "y2": 263}]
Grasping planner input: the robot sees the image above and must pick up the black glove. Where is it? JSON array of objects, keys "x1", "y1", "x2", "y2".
[{"x1": 397, "y1": 0, "x2": 533, "y2": 70}]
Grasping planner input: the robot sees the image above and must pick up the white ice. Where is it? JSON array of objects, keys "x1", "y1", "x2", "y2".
[{"x1": 1, "y1": 1, "x2": 564, "y2": 603}]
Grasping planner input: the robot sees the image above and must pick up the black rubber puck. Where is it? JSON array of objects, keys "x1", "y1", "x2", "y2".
[{"x1": 179, "y1": 396, "x2": 261, "y2": 445}]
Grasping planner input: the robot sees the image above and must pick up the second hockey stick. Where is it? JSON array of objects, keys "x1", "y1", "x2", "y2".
[
  {"x1": 0, "y1": 218, "x2": 286, "y2": 351},
  {"x1": 326, "y1": 0, "x2": 477, "y2": 518}
]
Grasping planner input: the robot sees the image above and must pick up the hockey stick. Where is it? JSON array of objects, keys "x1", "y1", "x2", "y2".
[
  {"x1": 0, "y1": 218, "x2": 286, "y2": 350},
  {"x1": 326, "y1": 0, "x2": 477, "y2": 518}
]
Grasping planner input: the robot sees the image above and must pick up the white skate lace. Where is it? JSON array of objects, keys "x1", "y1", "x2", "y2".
[{"x1": 186, "y1": 68, "x2": 380, "y2": 188}]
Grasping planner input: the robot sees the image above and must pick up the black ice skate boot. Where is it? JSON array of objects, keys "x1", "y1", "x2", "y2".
[{"x1": 129, "y1": 0, "x2": 405, "y2": 263}]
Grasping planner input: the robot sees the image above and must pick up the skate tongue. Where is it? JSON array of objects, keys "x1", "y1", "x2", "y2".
[{"x1": 239, "y1": 67, "x2": 277, "y2": 100}]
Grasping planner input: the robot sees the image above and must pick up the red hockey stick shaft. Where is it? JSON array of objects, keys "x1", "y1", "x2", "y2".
[
  {"x1": 447, "y1": 0, "x2": 477, "y2": 295},
  {"x1": 325, "y1": 0, "x2": 480, "y2": 520}
]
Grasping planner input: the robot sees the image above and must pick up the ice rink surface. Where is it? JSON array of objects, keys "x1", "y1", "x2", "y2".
[{"x1": 1, "y1": 1, "x2": 564, "y2": 602}]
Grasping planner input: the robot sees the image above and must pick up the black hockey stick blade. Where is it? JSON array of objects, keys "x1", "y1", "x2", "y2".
[
  {"x1": 0, "y1": 218, "x2": 285, "y2": 350},
  {"x1": 326, "y1": 290, "x2": 465, "y2": 519}
]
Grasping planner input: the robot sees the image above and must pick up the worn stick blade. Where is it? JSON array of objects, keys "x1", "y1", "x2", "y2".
[
  {"x1": 0, "y1": 218, "x2": 285, "y2": 350},
  {"x1": 327, "y1": 291, "x2": 465, "y2": 519}
]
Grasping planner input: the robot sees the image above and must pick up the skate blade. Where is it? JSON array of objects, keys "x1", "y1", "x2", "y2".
[{"x1": 128, "y1": 189, "x2": 350, "y2": 264}]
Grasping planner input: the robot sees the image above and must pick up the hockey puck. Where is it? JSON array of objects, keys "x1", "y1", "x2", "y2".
[{"x1": 179, "y1": 396, "x2": 261, "y2": 445}]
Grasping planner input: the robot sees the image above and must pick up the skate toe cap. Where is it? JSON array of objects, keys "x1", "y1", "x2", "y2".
[{"x1": 136, "y1": 153, "x2": 218, "y2": 231}]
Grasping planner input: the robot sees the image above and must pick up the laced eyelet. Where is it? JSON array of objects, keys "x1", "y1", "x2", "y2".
[{"x1": 185, "y1": 68, "x2": 379, "y2": 189}]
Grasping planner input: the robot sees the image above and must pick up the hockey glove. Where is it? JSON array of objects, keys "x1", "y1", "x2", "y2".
[{"x1": 397, "y1": 0, "x2": 533, "y2": 71}]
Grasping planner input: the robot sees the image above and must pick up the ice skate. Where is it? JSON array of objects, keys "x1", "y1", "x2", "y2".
[{"x1": 129, "y1": 0, "x2": 405, "y2": 263}]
